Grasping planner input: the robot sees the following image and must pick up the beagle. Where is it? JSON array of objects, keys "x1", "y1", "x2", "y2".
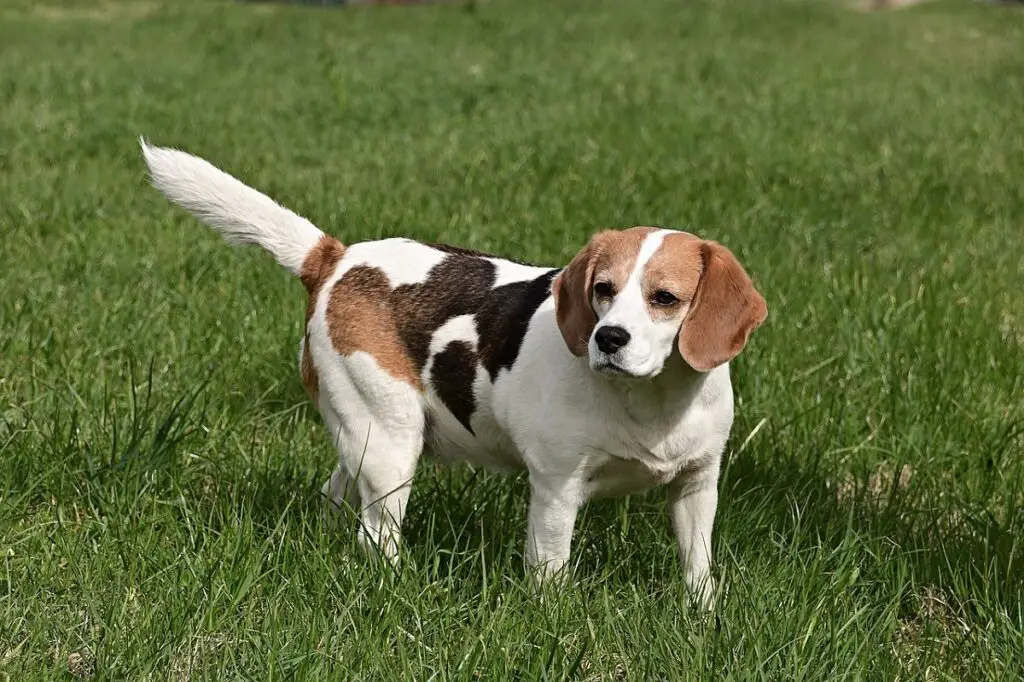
[{"x1": 141, "y1": 141, "x2": 767, "y2": 607}]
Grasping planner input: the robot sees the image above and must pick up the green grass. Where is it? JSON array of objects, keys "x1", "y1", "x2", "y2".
[{"x1": 2, "y1": 0, "x2": 1023, "y2": 678}]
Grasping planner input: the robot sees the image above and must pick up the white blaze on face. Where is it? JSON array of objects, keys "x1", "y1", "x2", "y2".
[{"x1": 588, "y1": 230, "x2": 689, "y2": 378}]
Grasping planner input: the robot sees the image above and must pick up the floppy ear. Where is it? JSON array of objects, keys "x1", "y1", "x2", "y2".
[
  {"x1": 679, "y1": 241, "x2": 767, "y2": 372},
  {"x1": 552, "y1": 238, "x2": 602, "y2": 357}
]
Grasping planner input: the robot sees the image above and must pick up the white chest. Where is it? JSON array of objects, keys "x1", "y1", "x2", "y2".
[
  {"x1": 579, "y1": 400, "x2": 729, "y2": 498},
  {"x1": 421, "y1": 327, "x2": 735, "y2": 499},
  {"x1": 496, "y1": 349, "x2": 735, "y2": 498}
]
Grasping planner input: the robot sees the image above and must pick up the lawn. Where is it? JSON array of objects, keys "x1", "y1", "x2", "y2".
[{"x1": 2, "y1": 0, "x2": 1023, "y2": 678}]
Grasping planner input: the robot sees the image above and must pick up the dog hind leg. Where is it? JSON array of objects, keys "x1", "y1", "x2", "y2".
[{"x1": 318, "y1": 352, "x2": 425, "y2": 563}]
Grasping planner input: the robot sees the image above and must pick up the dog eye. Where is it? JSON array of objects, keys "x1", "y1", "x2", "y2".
[
  {"x1": 593, "y1": 281, "x2": 615, "y2": 299},
  {"x1": 652, "y1": 290, "x2": 678, "y2": 306}
]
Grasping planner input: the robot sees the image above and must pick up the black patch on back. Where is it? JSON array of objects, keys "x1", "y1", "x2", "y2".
[
  {"x1": 476, "y1": 269, "x2": 560, "y2": 380},
  {"x1": 429, "y1": 341, "x2": 478, "y2": 434}
]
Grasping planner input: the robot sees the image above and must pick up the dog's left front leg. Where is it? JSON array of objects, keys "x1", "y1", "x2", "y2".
[
  {"x1": 525, "y1": 477, "x2": 581, "y2": 582},
  {"x1": 667, "y1": 467, "x2": 720, "y2": 610}
]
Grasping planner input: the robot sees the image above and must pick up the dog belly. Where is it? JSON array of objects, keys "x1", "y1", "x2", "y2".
[
  {"x1": 583, "y1": 456, "x2": 678, "y2": 499},
  {"x1": 423, "y1": 398, "x2": 524, "y2": 471}
]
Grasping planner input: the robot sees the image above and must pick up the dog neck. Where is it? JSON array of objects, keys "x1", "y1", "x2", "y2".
[{"x1": 588, "y1": 354, "x2": 724, "y2": 426}]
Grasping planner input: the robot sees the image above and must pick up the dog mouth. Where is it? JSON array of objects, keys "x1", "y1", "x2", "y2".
[{"x1": 593, "y1": 359, "x2": 656, "y2": 380}]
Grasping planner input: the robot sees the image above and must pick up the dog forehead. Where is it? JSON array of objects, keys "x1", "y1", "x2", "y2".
[
  {"x1": 591, "y1": 226, "x2": 660, "y2": 278},
  {"x1": 641, "y1": 231, "x2": 703, "y2": 295}
]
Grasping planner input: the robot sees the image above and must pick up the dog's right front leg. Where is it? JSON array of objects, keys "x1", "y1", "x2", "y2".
[{"x1": 524, "y1": 477, "x2": 581, "y2": 582}]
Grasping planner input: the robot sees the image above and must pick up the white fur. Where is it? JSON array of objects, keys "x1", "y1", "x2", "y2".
[
  {"x1": 145, "y1": 144, "x2": 734, "y2": 609},
  {"x1": 140, "y1": 140, "x2": 324, "y2": 276},
  {"x1": 420, "y1": 314, "x2": 481, "y2": 447},
  {"x1": 487, "y1": 257, "x2": 548, "y2": 287},
  {"x1": 341, "y1": 238, "x2": 445, "y2": 287},
  {"x1": 426, "y1": 314, "x2": 479, "y2": 357}
]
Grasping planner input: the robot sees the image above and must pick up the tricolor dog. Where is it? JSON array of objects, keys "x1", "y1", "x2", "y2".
[{"x1": 141, "y1": 141, "x2": 767, "y2": 607}]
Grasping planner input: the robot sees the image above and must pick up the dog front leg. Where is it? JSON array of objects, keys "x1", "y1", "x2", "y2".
[
  {"x1": 667, "y1": 470, "x2": 719, "y2": 610},
  {"x1": 524, "y1": 478, "x2": 580, "y2": 582}
]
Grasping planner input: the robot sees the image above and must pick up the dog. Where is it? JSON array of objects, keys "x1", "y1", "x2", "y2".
[{"x1": 140, "y1": 140, "x2": 767, "y2": 607}]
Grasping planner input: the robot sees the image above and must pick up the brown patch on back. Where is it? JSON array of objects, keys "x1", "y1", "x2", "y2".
[
  {"x1": 641, "y1": 232, "x2": 704, "y2": 320},
  {"x1": 326, "y1": 266, "x2": 421, "y2": 387},
  {"x1": 553, "y1": 226, "x2": 658, "y2": 356}
]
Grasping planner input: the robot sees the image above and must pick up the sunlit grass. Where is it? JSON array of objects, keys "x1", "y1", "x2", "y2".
[{"x1": 1, "y1": 0, "x2": 1022, "y2": 678}]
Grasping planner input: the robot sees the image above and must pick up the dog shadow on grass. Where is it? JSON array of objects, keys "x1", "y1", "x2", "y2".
[
  {"x1": 210, "y1": 432, "x2": 1019, "y2": 608},
  {"x1": 184, "y1": 370, "x2": 1020, "y2": 603}
]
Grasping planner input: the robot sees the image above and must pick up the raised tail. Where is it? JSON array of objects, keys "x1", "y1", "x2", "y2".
[{"x1": 140, "y1": 139, "x2": 329, "y2": 277}]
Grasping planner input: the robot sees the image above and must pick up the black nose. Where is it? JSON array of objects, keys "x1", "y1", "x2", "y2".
[{"x1": 594, "y1": 325, "x2": 631, "y2": 353}]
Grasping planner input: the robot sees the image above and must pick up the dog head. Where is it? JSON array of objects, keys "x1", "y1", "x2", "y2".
[{"x1": 552, "y1": 227, "x2": 767, "y2": 378}]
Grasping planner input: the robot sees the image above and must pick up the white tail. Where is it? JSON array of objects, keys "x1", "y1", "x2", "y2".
[{"x1": 140, "y1": 139, "x2": 326, "y2": 276}]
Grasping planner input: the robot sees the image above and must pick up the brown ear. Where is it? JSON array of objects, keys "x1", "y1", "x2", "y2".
[
  {"x1": 552, "y1": 237, "x2": 602, "y2": 357},
  {"x1": 679, "y1": 241, "x2": 767, "y2": 372}
]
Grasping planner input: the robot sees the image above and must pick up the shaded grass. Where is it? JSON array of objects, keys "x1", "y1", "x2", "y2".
[{"x1": 1, "y1": 0, "x2": 1023, "y2": 678}]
